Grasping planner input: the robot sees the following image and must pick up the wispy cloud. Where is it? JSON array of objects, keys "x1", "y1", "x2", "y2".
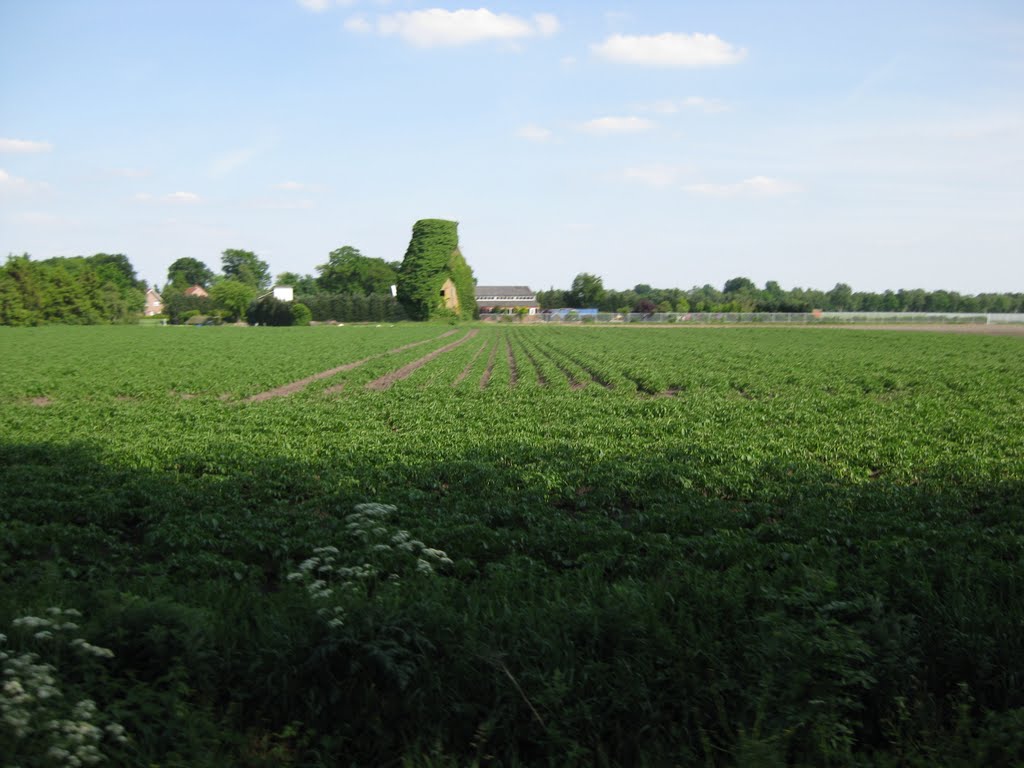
[
  {"x1": 368, "y1": 9, "x2": 560, "y2": 47},
  {"x1": 110, "y1": 167, "x2": 152, "y2": 178},
  {"x1": 685, "y1": 176, "x2": 796, "y2": 198},
  {"x1": 592, "y1": 33, "x2": 746, "y2": 67},
  {"x1": 0, "y1": 138, "x2": 53, "y2": 153},
  {"x1": 0, "y1": 168, "x2": 49, "y2": 194},
  {"x1": 165, "y1": 191, "x2": 201, "y2": 203},
  {"x1": 642, "y1": 97, "x2": 730, "y2": 114},
  {"x1": 296, "y1": 0, "x2": 332, "y2": 12},
  {"x1": 517, "y1": 124, "x2": 553, "y2": 142},
  {"x1": 210, "y1": 146, "x2": 260, "y2": 177},
  {"x1": 344, "y1": 15, "x2": 372, "y2": 33},
  {"x1": 135, "y1": 191, "x2": 201, "y2": 203},
  {"x1": 622, "y1": 164, "x2": 690, "y2": 187},
  {"x1": 275, "y1": 180, "x2": 307, "y2": 190},
  {"x1": 580, "y1": 116, "x2": 654, "y2": 135}
]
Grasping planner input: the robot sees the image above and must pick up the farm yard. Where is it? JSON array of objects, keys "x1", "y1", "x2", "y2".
[{"x1": 2, "y1": 323, "x2": 1024, "y2": 766}]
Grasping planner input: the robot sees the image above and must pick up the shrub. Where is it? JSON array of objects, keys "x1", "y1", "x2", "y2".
[{"x1": 291, "y1": 303, "x2": 312, "y2": 326}]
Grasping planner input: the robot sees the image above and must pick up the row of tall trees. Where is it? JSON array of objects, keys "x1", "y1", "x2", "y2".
[
  {"x1": 0, "y1": 253, "x2": 146, "y2": 326},
  {"x1": 538, "y1": 274, "x2": 1024, "y2": 315}
]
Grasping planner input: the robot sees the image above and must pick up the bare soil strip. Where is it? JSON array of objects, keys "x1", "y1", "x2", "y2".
[
  {"x1": 243, "y1": 331, "x2": 457, "y2": 403},
  {"x1": 366, "y1": 331, "x2": 479, "y2": 391},
  {"x1": 506, "y1": 337, "x2": 518, "y2": 388},
  {"x1": 453, "y1": 341, "x2": 489, "y2": 387},
  {"x1": 322, "y1": 381, "x2": 346, "y2": 396},
  {"x1": 479, "y1": 337, "x2": 500, "y2": 389}
]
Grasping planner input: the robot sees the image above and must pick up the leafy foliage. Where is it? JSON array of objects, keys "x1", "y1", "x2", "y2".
[
  {"x1": 316, "y1": 246, "x2": 398, "y2": 295},
  {"x1": 396, "y1": 219, "x2": 476, "y2": 321},
  {"x1": 165, "y1": 257, "x2": 214, "y2": 290},
  {"x1": 210, "y1": 279, "x2": 258, "y2": 322},
  {"x1": 0, "y1": 253, "x2": 145, "y2": 325},
  {"x1": 1, "y1": 325, "x2": 1023, "y2": 765},
  {"x1": 221, "y1": 249, "x2": 270, "y2": 290}
]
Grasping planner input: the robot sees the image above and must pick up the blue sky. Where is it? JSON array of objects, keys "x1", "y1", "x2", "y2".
[{"x1": 1, "y1": 0, "x2": 1022, "y2": 294}]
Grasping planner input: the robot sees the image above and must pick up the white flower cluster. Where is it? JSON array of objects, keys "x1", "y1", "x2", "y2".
[
  {"x1": 1, "y1": 608, "x2": 128, "y2": 766},
  {"x1": 287, "y1": 503, "x2": 454, "y2": 630}
]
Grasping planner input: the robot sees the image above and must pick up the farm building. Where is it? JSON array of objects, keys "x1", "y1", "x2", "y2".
[
  {"x1": 256, "y1": 285, "x2": 294, "y2": 302},
  {"x1": 475, "y1": 286, "x2": 540, "y2": 315},
  {"x1": 184, "y1": 284, "x2": 209, "y2": 298},
  {"x1": 144, "y1": 287, "x2": 163, "y2": 316}
]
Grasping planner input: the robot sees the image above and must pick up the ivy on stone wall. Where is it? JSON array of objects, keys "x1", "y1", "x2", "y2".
[{"x1": 396, "y1": 219, "x2": 477, "y2": 321}]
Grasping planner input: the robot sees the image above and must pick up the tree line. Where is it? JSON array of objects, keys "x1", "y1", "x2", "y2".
[
  {"x1": 539, "y1": 273, "x2": 1024, "y2": 315},
  {"x1": 4, "y1": 249, "x2": 1022, "y2": 326},
  {"x1": 0, "y1": 253, "x2": 146, "y2": 326}
]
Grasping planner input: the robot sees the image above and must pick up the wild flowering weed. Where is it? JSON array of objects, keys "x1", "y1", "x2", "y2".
[
  {"x1": 288, "y1": 503, "x2": 454, "y2": 629},
  {"x1": 1, "y1": 608, "x2": 128, "y2": 766}
]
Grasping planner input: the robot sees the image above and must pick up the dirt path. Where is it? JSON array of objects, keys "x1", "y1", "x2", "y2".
[
  {"x1": 243, "y1": 331, "x2": 456, "y2": 403},
  {"x1": 453, "y1": 341, "x2": 489, "y2": 387},
  {"x1": 366, "y1": 331, "x2": 478, "y2": 390}
]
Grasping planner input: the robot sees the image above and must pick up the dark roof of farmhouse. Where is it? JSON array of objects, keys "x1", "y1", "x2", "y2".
[{"x1": 475, "y1": 286, "x2": 535, "y2": 298}]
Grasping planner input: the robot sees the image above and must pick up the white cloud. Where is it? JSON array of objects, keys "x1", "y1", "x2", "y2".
[
  {"x1": 623, "y1": 164, "x2": 689, "y2": 187},
  {"x1": 0, "y1": 168, "x2": 26, "y2": 186},
  {"x1": 682, "y1": 97, "x2": 729, "y2": 113},
  {"x1": 275, "y1": 180, "x2": 306, "y2": 190},
  {"x1": 373, "y1": 8, "x2": 559, "y2": 47},
  {"x1": 560, "y1": 55, "x2": 577, "y2": 67},
  {"x1": 135, "y1": 191, "x2": 201, "y2": 203},
  {"x1": 0, "y1": 138, "x2": 53, "y2": 153},
  {"x1": 344, "y1": 14, "x2": 371, "y2": 33},
  {"x1": 592, "y1": 32, "x2": 746, "y2": 67},
  {"x1": 580, "y1": 116, "x2": 654, "y2": 135},
  {"x1": 517, "y1": 124, "x2": 552, "y2": 142},
  {"x1": 644, "y1": 97, "x2": 730, "y2": 114},
  {"x1": 533, "y1": 13, "x2": 559, "y2": 37},
  {"x1": 165, "y1": 191, "x2": 200, "y2": 203},
  {"x1": 685, "y1": 176, "x2": 796, "y2": 198},
  {"x1": 297, "y1": 0, "x2": 331, "y2": 11},
  {"x1": 0, "y1": 168, "x2": 49, "y2": 194}
]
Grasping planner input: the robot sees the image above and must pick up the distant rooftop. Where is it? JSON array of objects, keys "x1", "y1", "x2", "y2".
[{"x1": 475, "y1": 285, "x2": 535, "y2": 300}]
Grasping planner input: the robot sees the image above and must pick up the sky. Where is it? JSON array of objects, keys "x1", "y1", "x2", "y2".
[{"x1": 1, "y1": 0, "x2": 1022, "y2": 294}]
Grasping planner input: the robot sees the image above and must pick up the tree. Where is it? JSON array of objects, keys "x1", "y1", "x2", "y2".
[
  {"x1": 724, "y1": 276, "x2": 756, "y2": 294},
  {"x1": 569, "y1": 273, "x2": 605, "y2": 308},
  {"x1": 827, "y1": 283, "x2": 853, "y2": 311},
  {"x1": 167, "y1": 258, "x2": 214, "y2": 289},
  {"x1": 276, "y1": 272, "x2": 318, "y2": 294},
  {"x1": 211, "y1": 279, "x2": 258, "y2": 322},
  {"x1": 221, "y1": 249, "x2": 270, "y2": 290},
  {"x1": 316, "y1": 246, "x2": 397, "y2": 295}
]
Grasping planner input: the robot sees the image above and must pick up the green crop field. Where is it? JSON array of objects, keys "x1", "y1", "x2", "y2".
[{"x1": 2, "y1": 324, "x2": 1023, "y2": 766}]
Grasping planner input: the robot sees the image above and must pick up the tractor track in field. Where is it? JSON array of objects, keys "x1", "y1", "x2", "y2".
[
  {"x1": 366, "y1": 331, "x2": 479, "y2": 390},
  {"x1": 453, "y1": 341, "x2": 489, "y2": 387},
  {"x1": 243, "y1": 331, "x2": 457, "y2": 402}
]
